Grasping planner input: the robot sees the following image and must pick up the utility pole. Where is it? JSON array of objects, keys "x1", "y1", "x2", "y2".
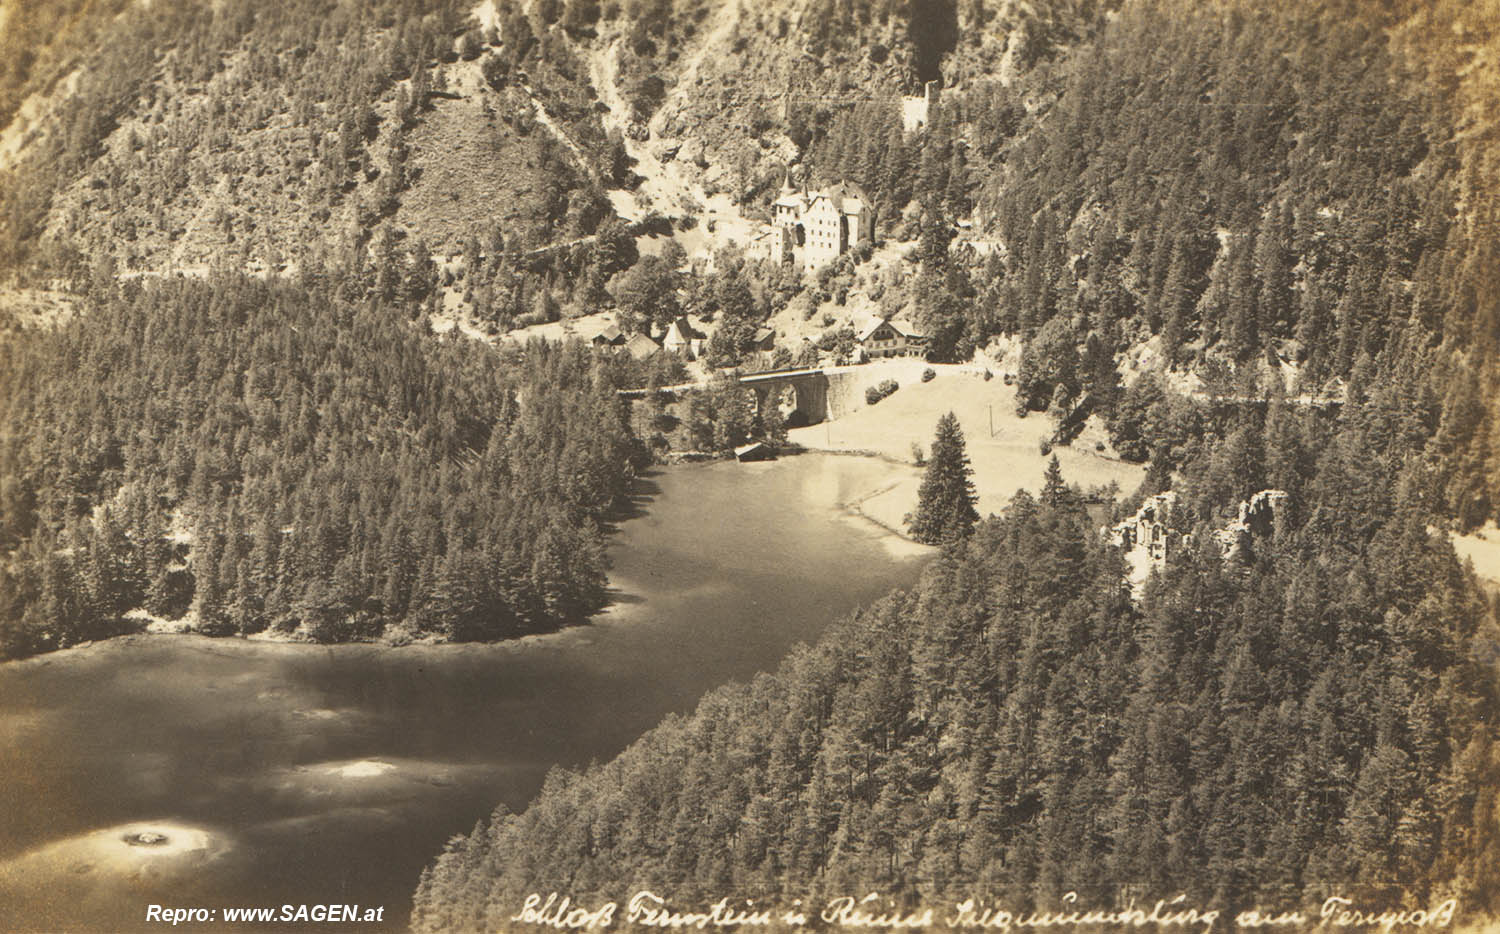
[{"x1": 989, "y1": 404, "x2": 994, "y2": 438}]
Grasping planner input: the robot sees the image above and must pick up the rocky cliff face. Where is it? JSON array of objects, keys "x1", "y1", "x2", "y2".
[{"x1": 1112, "y1": 488, "x2": 1290, "y2": 598}]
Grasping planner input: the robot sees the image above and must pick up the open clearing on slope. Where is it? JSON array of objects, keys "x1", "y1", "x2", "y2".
[{"x1": 0, "y1": 287, "x2": 80, "y2": 339}]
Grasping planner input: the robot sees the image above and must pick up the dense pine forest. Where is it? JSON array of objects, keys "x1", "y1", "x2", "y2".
[
  {"x1": 413, "y1": 394, "x2": 1500, "y2": 928},
  {"x1": 0, "y1": 274, "x2": 645, "y2": 658}
]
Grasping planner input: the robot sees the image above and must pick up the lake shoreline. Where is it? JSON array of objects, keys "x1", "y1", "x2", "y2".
[
  {"x1": 0, "y1": 455, "x2": 929, "y2": 932},
  {"x1": 3, "y1": 453, "x2": 928, "y2": 670}
]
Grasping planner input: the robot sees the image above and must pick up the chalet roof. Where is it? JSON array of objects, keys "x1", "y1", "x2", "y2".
[
  {"x1": 624, "y1": 333, "x2": 660, "y2": 359},
  {"x1": 752, "y1": 326, "x2": 774, "y2": 344},
  {"x1": 891, "y1": 316, "x2": 927, "y2": 339},
  {"x1": 857, "y1": 318, "x2": 892, "y2": 342},
  {"x1": 593, "y1": 324, "x2": 624, "y2": 344},
  {"x1": 857, "y1": 316, "x2": 926, "y2": 342}
]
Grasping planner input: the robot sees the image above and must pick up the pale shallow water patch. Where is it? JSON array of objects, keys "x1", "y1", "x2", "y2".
[
  {"x1": 249, "y1": 757, "x2": 496, "y2": 812},
  {"x1": 0, "y1": 455, "x2": 927, "y2": 930},
  {"x1": 329, "y1": 759, "x2": 396, "y2": 779},
  {"x1": 0, "y1": 820, "x2": 233, "y2": 888},
  {"x1": 0, "y1": 820, "x2": 246, "y2": 930},
  {"x1": 0, "y1": 709, "x2": 51, "y2": 745}
]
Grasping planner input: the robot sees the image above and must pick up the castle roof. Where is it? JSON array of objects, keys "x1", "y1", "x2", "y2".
[
  {"x1": 809, "y1": 180, "x2": 871, "y2": 216},
  {"x1": 773, "y1": 189, "x2": 808, "y2": 210}
]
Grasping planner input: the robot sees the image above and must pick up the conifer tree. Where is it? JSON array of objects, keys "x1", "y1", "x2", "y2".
[
  {"x1": 905, "y1": 412, "x2": 979, "y2": 544},
  {"x1": 1041, "y1": 454, "x2": 1067, "y2": 507}
]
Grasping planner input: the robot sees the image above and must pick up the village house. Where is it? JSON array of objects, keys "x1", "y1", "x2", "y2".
[
  {"x1": 623, "y1": 332, "x2": 661, "y2": 360},
  {"x1": 662, "y1": 316, "x2": 708, "y2": 359},
  {"x1": 857, "y1": 317, "x2": 928, "y2": 359},
  {"x1": 591, "y1": 324, "x2": 626, "y2": 348},
  {"x1": 766, "y1": 181, "x2": 875, "y2": 272}
]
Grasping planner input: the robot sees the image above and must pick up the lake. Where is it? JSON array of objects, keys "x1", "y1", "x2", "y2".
[{"x1": 0, "y1": 454, "x2": 928, "y2": 932}]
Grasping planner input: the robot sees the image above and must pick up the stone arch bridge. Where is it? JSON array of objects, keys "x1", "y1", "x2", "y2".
[{"x1": 619, "y1": 366, "x2": 860, "y2": 425}]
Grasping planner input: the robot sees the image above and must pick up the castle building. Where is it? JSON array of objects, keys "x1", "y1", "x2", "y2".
[{"x1": 767, "y1": 181, "x2": 875, "y2": 272}]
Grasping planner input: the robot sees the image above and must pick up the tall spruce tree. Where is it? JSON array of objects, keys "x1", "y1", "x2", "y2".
[{"x1": 905, "y1": 412, "x2": 979, "y2": 544}]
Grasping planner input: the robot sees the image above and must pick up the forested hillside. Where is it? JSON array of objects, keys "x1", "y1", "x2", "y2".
[
  {"x1": 6, "y1": 0, "x2": 1495, "y2": 526},
  {"x1": 413, "y1": 394, "x2": 1500, "y2": 929},
  {"x1": 583, "y1": 0, "x2": 1499, "y2": 527},
  {"x1": 0, "y1": 0, "x2": 629, "y2": 283},
  {"x1": 0, "y1": 274, "x2": 645, "y2": 659}
]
